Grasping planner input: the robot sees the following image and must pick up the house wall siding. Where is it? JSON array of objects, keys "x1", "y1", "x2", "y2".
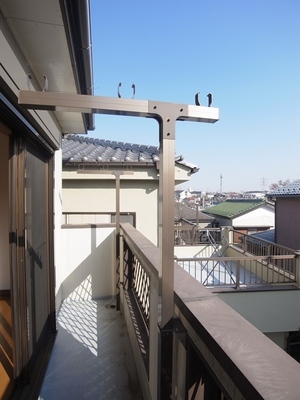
[
  {"x1": 233, "y1": 206, "x2": 274, "y2": 228},
  {"x1": 276, "y1": 197, "x2": 300, "y2": 250}
]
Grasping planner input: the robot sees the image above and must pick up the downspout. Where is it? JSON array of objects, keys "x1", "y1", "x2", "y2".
[{"x1": 60, "y1": 0, "x2": 95, "y2": 131}]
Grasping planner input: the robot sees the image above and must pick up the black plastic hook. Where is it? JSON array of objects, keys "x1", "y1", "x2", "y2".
[{"x1": 207, "y1": 93, "x2": 213, "y2": 107}]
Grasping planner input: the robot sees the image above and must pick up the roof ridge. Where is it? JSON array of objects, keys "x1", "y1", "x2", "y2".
[
  {"x1": 64, "y1": 134, "x2": 159, "y2": 151},
  {"x1": 62, "y1": 134, "x2": 198, "y2": 174}
]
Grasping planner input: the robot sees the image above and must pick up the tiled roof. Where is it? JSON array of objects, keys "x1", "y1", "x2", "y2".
[
  {"x1": 62, "y1": 134, "x2": 160, "y2": 164},
  {"x1": 174, "y1": 203, "x2": 214, "y2": 222},
  {"x1": 62, "y1": 135, "x2": 198, "y2": 173},
  {"x1": 203, "y1": 199, "x2": 269, "y2": 219},
  {"x1": 268, "y1": 180, "x2": 300, "y2": 196}
]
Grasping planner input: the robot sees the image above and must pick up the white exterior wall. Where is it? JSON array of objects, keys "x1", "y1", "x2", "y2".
[
  {"x1": 174, "y1": 245, "x2": 215, "y2": 258},
  {"x1": 61, "y1": 164, "x2": 193, "y2": 247},
  {"x1": 62, "y1": 179, "x2": 159, "y2": 245},
  {"x1": 218, "y1": 290, "x2": 300, "y2": 333},
  {"x1": 233, "y1": 205, "x2": 274, "y2": 228},
  {"x1": 218, "y1": 290, "x2": 300, "y2": 351},
  {"x1": 56, "y1": 226, "x2": 115, "y2": 308}
]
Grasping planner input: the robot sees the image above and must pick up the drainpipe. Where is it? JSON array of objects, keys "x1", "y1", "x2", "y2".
[{"x1": 60, "y1": 0, "x2": 95, "y2": 131}]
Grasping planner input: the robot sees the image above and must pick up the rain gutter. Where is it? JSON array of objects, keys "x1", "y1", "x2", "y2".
[{"x1": 60, "y1": 0, "x2": 95, "y2": 131}]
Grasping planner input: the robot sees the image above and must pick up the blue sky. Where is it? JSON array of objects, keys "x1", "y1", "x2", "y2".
[{"x1": 90, "y1": 0, "x2": 300, "y2": 192}]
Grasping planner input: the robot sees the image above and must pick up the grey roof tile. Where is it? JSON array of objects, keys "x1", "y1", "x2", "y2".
[
  {"x1": 62, "y1": 134, "x2": 198, "y2": 173},
  {"x1": 268, "y1": 180, "x2": 300, "y2": 196},
  {"x1": 62, "y1": 134, "x2": 160, "y2": 164}
]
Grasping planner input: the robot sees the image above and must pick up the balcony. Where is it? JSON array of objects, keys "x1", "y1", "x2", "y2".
[
  {"x1": 175, "y1": 227, "x2": 298, "y2": 291},
  {"x1": 40, "y1": 222, "x2": 300, "y2": 399}
]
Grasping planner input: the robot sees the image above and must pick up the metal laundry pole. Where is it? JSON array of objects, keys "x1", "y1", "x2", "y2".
[{"x1": 18, "y1": 90, "x2": 219, "y2": 394}]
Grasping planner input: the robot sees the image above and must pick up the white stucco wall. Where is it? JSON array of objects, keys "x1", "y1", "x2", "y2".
[
  {"x1": 61, "y1": 163, "x2": 193, "y2": 246},
  {"x1": 56, "y1": 226, "x2": 115, "y2": 308},
  {"x1": 62, "y1": 177, "x2": 159, "y2": 245},
  {"x1": 174, "y1": 245, "x2": 215, "y2": 258}
]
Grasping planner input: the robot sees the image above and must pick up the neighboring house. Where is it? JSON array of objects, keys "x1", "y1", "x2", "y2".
[
  {"x1": 174, "y1": 202, "x2": 214, "y2": 228},
  {"x1": 0, "y1": 1, "x2": 93, "y2": 398},
  {"x1": 268, "y1": 180, "x2": 300, "y2": 251},
  {"x1": 62, "y1": 134, "x2": 199, "y2": 245},
  {"x1": 203, "y1": 198, "x2": 275, "y2": 237},
  {"x1": 174, "y1": 202, "x2": 215, "y2": 245}
]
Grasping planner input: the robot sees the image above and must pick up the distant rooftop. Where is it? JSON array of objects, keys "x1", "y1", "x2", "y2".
[
  {"x1": 249, "y1": 229, "x2": 275, "y2": 243},
  {"x1": 174, "y1": 203, "x2": 214, "y2": 222},
  {"x1": 62, "y1": 134, "x2": 198, "y2": 173},
  {"x1": 268, "y1": 180, "x2": 300, "y2": 196},
  {"x1": 203, "y1": 199, "x2": 271, "y2": 219}
]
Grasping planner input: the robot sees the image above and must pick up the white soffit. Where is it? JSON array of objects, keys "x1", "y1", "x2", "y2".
[{"x1": 0, "y1": 0, "x2": 86, "y2": 133}]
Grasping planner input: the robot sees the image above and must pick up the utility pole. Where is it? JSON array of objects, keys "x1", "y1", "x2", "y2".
[
  {"x1": 261, "y1": 176, "x2": 267, "y2": 191},
  {"x1": 220, "y1": 173, "x2": 223, "y2": 194}
]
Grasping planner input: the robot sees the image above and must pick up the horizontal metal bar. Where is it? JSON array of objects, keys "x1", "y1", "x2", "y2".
[
  {"x1": 18, "y1": 91, "x2": 219, "y2": 123},
  {"x1": 176, "y1": 255, "x2": 295, "y2": 261},
  {"x1": 77, "y1": 170, "x2": 134, "y2": 175}
]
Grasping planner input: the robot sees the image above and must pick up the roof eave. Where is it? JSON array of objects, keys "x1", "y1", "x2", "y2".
[{"x1": 60, "y1": 0, "x2": 95, "y2": 131}]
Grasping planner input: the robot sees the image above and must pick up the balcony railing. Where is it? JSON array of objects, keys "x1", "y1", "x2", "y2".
[
  {"x1": 119, "y1": 223, "x2": 300, "y2": 399},
  {"x1": 176, "y1": 254, "x2": 296, "y2": 288},
  {"x1": 234, "y1": 230, "x2": 296, "y2": 257},
  {"x1": 174, "y1": 226, "x2": 221, "y2": 245},
  {"x1": 174, "y1": 227, "x2": 297, "y2": 289}
]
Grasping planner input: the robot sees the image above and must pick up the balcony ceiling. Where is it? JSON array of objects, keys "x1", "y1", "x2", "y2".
[{"x1": 0, "y1": 0, "x2": 87, "y2": 133}]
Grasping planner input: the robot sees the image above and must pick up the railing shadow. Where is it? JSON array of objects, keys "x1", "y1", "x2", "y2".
[{"x1": 40, "y1": 285, "x2": 142, "y2": 399}]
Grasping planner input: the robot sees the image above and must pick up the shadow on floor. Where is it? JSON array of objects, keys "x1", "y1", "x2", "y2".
[{"x1": 39, "y1": 297, "x2": 142, "y2": 400}]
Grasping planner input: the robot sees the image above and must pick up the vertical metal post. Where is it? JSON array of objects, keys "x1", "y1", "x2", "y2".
[
  {"x1": 236, "y1": 260, "x2": 240, "y2": 290},
  {"x1": 151, "y1": 101, "x2": 178, "y2": 330},
  {"x1": 151, "y1": 103, "x2": 178, "y2": 398},
  {"x1": 114, "y1": 172, "x2": 121, "y2": 309},
  {"x1": 114, "y1": 172, "x2": 121, "y2": 235}
]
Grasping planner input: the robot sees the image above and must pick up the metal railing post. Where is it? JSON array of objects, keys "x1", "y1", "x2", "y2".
[
  {"x1": 295, "y1": 252, "x2": 300, "y2": 287},
  {"x1": 236, "y1": 260, "x2": 240, "y2": 290}
]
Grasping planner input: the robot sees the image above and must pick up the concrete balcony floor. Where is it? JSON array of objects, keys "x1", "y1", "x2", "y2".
[{"x1": 39, "y1": 296, "x2": 142, "y2": 400}]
